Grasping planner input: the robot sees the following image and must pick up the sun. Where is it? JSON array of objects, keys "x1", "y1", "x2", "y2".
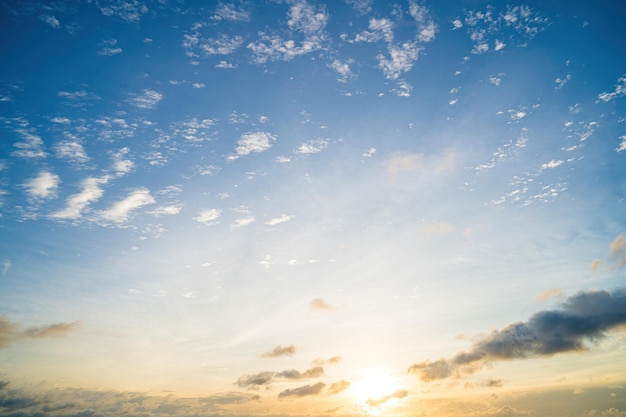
[{"x1": 350, "y1": 367, "x2": 399, "y2": 403}]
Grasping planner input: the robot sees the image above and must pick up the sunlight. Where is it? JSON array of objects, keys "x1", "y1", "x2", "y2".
[{"x1": 350, "y1": 367, "x2": 399, "y2": 403}]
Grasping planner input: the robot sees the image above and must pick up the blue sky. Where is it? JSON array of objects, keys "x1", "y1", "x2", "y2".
[{"x1": 1, "y1": 1, "x2": 626, "y2": 416}]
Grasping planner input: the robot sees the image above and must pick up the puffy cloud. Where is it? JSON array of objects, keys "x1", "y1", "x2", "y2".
[
  {"x1": 149, "y1": 204, "x2": 183, "y2": 216},
  {"x1": 540, "y1": 159, "x2": 564, "y2": 170},
  {"x1": 327, "y1": 380, "x2": 350, "y2": 395},
  {"x1": 260, "y1": 344, "x2": 297, "y2": 358},
  {"x1": 409, "y1": 1, "x2": 437, "y2": 43},
  {"x1": 50, "y1": 176, "x2": 109, "y2": 220},
  {"x1": 408, "y1": 287, "x2": 626, "y2": 381},
  {"x1": 278, "y1": 382, "x2": 326, "y2": 398},
  {"x1": 98, "y1": 0, "x2": 148, "y2": 22},
  {"x1": 100, "y1": 188, "x2": 155, "y2": 223},
  {"x1": 616, "y1": 135, "x2": 626, "y2": 153},
  {"x1": 194, "y1": 209, "x2": 222, "y2": 225},
  {"x1": 23, "y1": 172, "x2": 59, "y2": 198},
  {"x1": 232, "y1": 216, "x2": 255, "y2": 230},
  {"x1": 313, "y1": 356, "x2": 342, "y2": 366},
  {"x1": 0, "y1": 317, "x2": 81, "y2": 349},
  {"x1": 231, "y1": 131, "x2": 276, "y2": 159},
  {"x1": 366, "y1": 389, "x2": 408, "y2": 406},
  {"x1": 377, "y1": 42, "x2": 420, "y2": 80},
  {"x1": 55, "y1": 139, "x2": 90, "y2": 165}
]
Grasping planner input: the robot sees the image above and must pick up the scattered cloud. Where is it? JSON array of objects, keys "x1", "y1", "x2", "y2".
[
  {"x1": 194, "y1": 209, "x2": 222, "y2": 225},
  {"x1": 23, "y1": 172, "x2": 60, "y2": 199},
  {"x1": 230, "y1": 131, "x2": 276, "y2": 160},
  {"x1": 128, "y1": 89, "x2": 163, "y2": 109},
  {"x1": 597, "y1": 75, "x2": 626, "y2": 102},
  {"x1": 100, "y1": 188, "x2": 155, "y2": 224},
  {"x1": 260, "y1": 344, "x2": 297, "y2": 358},
  {"x1": 232, "y1": 216, "x2": 256, "y2": 230},
  {"x1": 55, "y1": 138, "x2": 90, "y2": 165},
  {"x1": 12, "y1": 129, "x2": 46, "y2": 159},
  {"x1": 344, "y1": 0, "x2": 372, "y2": 15},
  {"x1": 616, "y1": 135, "x2": 626, "y2": 153},
  {"x1": 212, "y1": 2, "x2": 251, "y2": 22},
  {"x1": 98, "y1": 0, "x2": 148, "y2": 22},
  {"x1": 540, "y1": 159, "x2": 564, "y2": 170},
  {"x1": 377, "y1": 42, "x2": 420, "y2": 80},
  {"x1": 278, "y1": 382, "x2": 326, "y2": 398},
  {"x1": 149, "y1": 204, "x2": 183, "y2": 217},
  {"x1": 265, "y1": 214, "x2": 293, "y2": 226},
  {"x1": 295, "y1": 139, "x2": 328, "y2": 154},
  {"x1": 408, "y1": 287, "x2": 626, "y2": 381}
]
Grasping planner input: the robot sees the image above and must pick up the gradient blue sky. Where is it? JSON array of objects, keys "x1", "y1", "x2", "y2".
[{"x1": 1, "y1": 1, "x2": 626, "y2": 416}]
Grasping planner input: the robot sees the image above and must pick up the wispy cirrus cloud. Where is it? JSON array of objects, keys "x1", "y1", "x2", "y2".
[
  {"x1": 100, "y1": 188, "x2": 155, "y2": 224},
  {"x1": 50, "y1": 176, "x2": 109, "y2": 220}
]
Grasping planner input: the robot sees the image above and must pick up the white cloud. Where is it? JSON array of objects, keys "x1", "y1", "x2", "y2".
[
  {"x1": 194, "y1": 209, "x2": 222, "y2": 225},
  {"x1": 231, "y1": 131, "x2": 276, "y2": 159},
  {"x1": 494, "y1": 40, "x2": 506, "y2": 50},
  {"x1": 329, "y1": 59, "x2": 353, "y2": 83},
  {"x1": 377, "y1": 42, "x2": 420, "y2": 80},
  {"x1": 540, "y1": 159, "x2": 564, "y2": 170},
  {"x1": 409, "y1": 1, "x2": 437, "y2": 43},
  {"x1": 23, "y1": 172, "x2": 60, "y2": 198},
  {"x1": 100, "y1": 188, "x2": 155, "y2": 223},
  {"x1": 51, "y1": 117, "x2": 71, "y2": 124},
  {"x1": 51, "y1": 176, "x2": 109, "y2": 220},
  {"x1": 201, "y1": 35, "x2": 244, "y2": 55},
  {"x1": 598, "y1": 75, "x2": 626, "y2": 102},
  {"x1": 295, "y1": 139, "x2": 328, "y2": 154},
  {"x1": 616, "y1": 135, "x2": 626, "y2": 153},
  {"x1": 12, "y1": 129, "x2": 47, "y2": 159},
  {"x1": 98, "y1": 47, "x2": 123, "y2": 56},
  {"x1": 111, "y1": 148, "x2": 134, "y2": 176},
  {"x1": 232, "y1": 216, "x2": 255, "y2": 230},
  {"x1": 362, "y1": 147, "x2": 376, "y2": 157},
  {"x1": 149, "y1": 204, "x2": 183, "y2": 216},
  {"x1": 344, "y1": 0, "x2": 372, "y2": 15},
  {"x1": 216, "y1": 60, "x2": 237, "y2": 69},
  {"x1": 287, "y1": 1, "x2": 328, "y2": 34},
  {"x1": 355, "y1": 18, "x2": 394, "y2": 43},
  {"x1": 212, "y1": 3, "x2": 251, "y2": 22},
  {"x1": 39, "y1": 15, "x2": 60, "y2": 28},
  {"x1": 129, "y1": 89, "x2": 163, "y2": 109},
  {"x1": 99, "y1": 0, "x2": 148, "y2": 22},
  {"x1": 55, "y1": 139, "x2": 89, "y2": 164},
  {"x1": 265, "y1": 214, "x2": 293, "y2": 226}
]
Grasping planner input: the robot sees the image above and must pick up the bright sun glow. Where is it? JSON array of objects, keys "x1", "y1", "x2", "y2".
[{"x1": 350, "y1": 368, "x2": 399, "y2": 403}]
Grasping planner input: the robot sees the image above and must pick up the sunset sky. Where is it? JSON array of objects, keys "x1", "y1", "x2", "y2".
[{"x1": 1, "y1": 1, "x2": 625, "y2": 416}]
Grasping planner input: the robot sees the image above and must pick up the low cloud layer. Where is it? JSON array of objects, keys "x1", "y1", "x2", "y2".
[
  {"x1": 278, "y1": 382, "x2": 326, "y2": 398},
  {"x1": 408, "y1": 287, "x2": 626, "y2": 381},
  {"x1": 366, "y1": 389, "x2": 408, "y2": 406},
  {"x1": 0, "y1": 317, "x2": 81, "y2": 349}
]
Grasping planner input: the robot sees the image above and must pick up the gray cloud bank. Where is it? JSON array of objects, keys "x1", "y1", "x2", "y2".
[
  {"x1": 236, "y1": 366, "x2": 324, "y2": 388},
  {"x1": 409, "y1": 287, "x2": 626, "y2": 381}
]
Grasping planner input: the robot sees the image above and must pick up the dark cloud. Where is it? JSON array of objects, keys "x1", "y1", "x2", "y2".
[
  {"x1": 0, "y1": 316, "x2": 81, "y2": 349},
  {"x1": 235, "y1": 366, "x2": 324, "y2": 387},
  {"x1": 366, "y1": 389, "x2": 408, "y2": 406},
  {"x1": 327, "y1": 380, "x2": 350, "y2": 396},
  {"x1": 260, "y1": 344, "x2": 297, "y2": 358},
  {"x1": 409, "y1": 287, "x2": 626, "y2": 381},
  {"x1": 278, "y1": 382, "x2": 326, "y2": 398}
]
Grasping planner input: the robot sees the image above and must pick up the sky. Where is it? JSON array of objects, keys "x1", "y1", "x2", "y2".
[{"x1": 0, "y1": 0, "x2": 625, "y2": 416}]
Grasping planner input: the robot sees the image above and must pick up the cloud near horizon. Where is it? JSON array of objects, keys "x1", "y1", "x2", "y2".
[{"x1": 408, "y1": 287, "x2": 626, "y2": 381}]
